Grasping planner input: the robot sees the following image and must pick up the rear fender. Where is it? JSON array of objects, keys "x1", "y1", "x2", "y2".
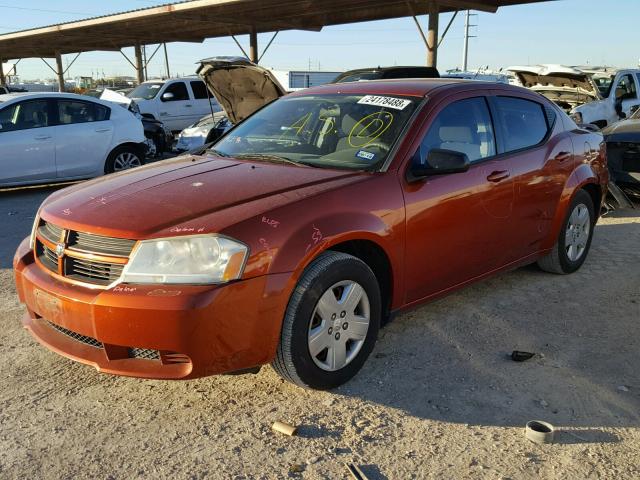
[{"x1": 541, "y1": 163, "x2": 602, "y2": 251}]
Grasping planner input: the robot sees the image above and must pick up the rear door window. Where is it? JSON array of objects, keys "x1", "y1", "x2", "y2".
[
  {"x1": 190, "y1": 81, "x2": 209, "y2": 99},
  {"x1": 417, "y1": 97, "x2": 496, "y2": 165},
  {"x1": 57, "y1": 100, "x2": 110, "y2": 125},
  {"x1": 492, "y1": 96, "x2": 550, "y2": 153}
]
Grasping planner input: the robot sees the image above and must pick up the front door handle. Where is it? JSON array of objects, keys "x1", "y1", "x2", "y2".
[
  {"x1": 34, "y1": 135, "x2": 52, "y2": 140},
  {"x1": 487, "y1": 170, "x2": 510, "y2": 182},
  {"x1": 95, "y1": 128, "x2": 111, "y2": 133},
  {"x1": 554, "y1": 151, "x2": 572, "y2": 162},
  {"x1": 185, "y1": 104, "x2": 192, "y2": 108}
]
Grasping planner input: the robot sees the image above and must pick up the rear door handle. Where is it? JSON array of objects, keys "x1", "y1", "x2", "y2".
[
  {"x1": 185, "y1": 104, "x2": 192, "y2": 108},
  {"x1": 487, "y1": 170, "x2": 510, "y2": 182},
  {"x1": 95, "y1": 128, "x2": 111, "y2": 133},
  {"x1": 554, "y1": 151, "x2": 572, "y2": 162},
  {"x1": 34, "y1": 135, "x2": 51, "y2": 140}
]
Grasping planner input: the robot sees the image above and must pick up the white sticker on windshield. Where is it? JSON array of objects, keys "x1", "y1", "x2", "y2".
[{"x1": 357, "y1": 95, "x2": 412, "y2": 110}]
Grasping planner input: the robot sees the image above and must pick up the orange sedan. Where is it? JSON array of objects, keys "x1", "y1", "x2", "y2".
[{"x1": 14, "y1": 60, "x2": 608, "y2": 389}]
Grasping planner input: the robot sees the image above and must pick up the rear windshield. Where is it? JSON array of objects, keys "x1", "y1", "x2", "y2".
[
  {"x1": 127, "y1": 83, "x2": 163, "y2": 100},
  {"x1": 214, "y1": 93, "x2": 419, "y2": 171}
]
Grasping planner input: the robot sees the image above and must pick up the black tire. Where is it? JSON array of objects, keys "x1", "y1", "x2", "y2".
[
  {"x1": 104, "y1": 145, "x2": 144, "y2": 174},
  {"x1": 537, "y1": 189, "x2": 595, "y2": 274},
  {"x1": 272, "y1": 251, "x2": 381, "y2": 390}
]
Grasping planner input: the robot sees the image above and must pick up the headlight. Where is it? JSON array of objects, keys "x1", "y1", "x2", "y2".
[
  {"x1": 121, "y1": 235, "x2": 248, "y2": 285},
  {"x1": 571, "y1": 112, "x2": 583, "y2": 124}
]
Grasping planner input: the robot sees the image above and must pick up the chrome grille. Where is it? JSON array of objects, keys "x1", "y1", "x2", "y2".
[
  {"x1": 36, "y1": 220, "x2": 135, "y2": 286},
  {"x1": 68, "y1": 230, "x2": 136, "y2": 257},
  {"x1": 46, "y1": 320, "x2": 103, "y2": 349},
  {"x1": 65, "y1": 257, "x2": 125, "y2": 285},
  {"x1": 39, "y1": 222, "x2": 63, "y2": 243},
  {"x1": 37, "y1": 243, "x2": 59, "y2": 271},
  {"x1": 128, "y1": 348, "x2": 160, "y2": 360}
]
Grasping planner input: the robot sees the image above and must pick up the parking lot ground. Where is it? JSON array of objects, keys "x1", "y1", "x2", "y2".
[{"x1": 1, "y1": 186, "x2": 639, "y2": 479}]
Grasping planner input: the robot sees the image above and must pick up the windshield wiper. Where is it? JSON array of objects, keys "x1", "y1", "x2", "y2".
[
  {"x1": 205, "y1": 147, "x2": 230, "y2": 157},
  {"x1": 234, "y1": 153, "x2": 313, "y2": 167}
]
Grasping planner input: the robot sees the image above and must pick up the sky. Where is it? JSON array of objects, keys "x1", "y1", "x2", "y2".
[{"x1": 0, "y1": 0, "x2": 637, "y2": 81}]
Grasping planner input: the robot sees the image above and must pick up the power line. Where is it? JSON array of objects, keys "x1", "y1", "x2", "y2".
[{"x1": 0, "y1": 4, "x2": 93, "y2": 15}]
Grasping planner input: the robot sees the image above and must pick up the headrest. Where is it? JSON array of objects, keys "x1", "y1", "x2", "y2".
[{"x1": 439, "y1": 126, "x2": 473, "y2": 143}]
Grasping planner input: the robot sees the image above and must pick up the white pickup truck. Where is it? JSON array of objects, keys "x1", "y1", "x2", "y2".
[
  {"x1": 571, "y1": 69, "x2": 640, "y2": 128},
  {"x1": 127, "y1": 77, "x2": 221, "y2": 132}
]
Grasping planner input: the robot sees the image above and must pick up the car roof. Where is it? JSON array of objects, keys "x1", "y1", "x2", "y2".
[
  {"x1": 289, "y1": 78, "x2": 523, "y2": 98},
  {"x1": 0, "y1": 91, "x2": 118, "y2": 108}
]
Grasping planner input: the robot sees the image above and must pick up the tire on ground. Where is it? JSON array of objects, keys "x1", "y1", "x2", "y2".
[
  {"x1": 537, "y1": 188, "x2": 595, "y2": 274},
  {"x1": 104, "y1": 144, "x2": 144, "y2": 174},
  {"x1": 272, "y1": 251, "x2": 381, "y2": 390}
]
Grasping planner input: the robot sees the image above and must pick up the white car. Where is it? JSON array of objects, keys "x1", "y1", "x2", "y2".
[
  {"x1": 126, "y1": 77, "x2": 221, "y2": 132},
  {"x1": 0, "y1": 92, "x2": 145, "y2": 187},
  {"x1": 571, "y1": 69, "x2": 640, "y2": 128}
]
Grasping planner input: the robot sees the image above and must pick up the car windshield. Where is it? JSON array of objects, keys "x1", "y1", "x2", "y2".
[
  {"x1": 127, "y1": 82, "x2": 163, "y2": 100},
  {"x1": 213, "y1": 93, "x2": 419, "y2": 170}
]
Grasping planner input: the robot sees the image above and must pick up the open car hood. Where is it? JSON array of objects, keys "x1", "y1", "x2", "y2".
[
  {"x1": 197, "y1": 56, "x2": 286, "y2": 124},
  {"x1": 508, "y1": 65, "x2": 600, "y2": 110}
]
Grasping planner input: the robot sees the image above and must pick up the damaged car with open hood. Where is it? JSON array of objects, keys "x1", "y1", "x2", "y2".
[
  {"x1": 508, "y1": 64, "x2": 600, "y2": 115},
  {"x1": 14, "y1": 57, "x2": 608, "y2": 390}
]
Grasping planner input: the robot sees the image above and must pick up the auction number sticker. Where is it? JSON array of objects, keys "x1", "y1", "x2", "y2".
[{"x1": 357, "y1": 95, "x2": 412, "y2": 110}]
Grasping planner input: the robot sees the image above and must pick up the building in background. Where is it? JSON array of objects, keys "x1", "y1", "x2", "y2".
[{"x1": 270, "y1": 70, "x2": 343, "y2": 91}]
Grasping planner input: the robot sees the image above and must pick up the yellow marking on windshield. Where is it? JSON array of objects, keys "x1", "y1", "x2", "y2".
[
  {"x1": 279, "y1": 112, "x2": 313, "y2": 140},
  {"x1": 348, "y1": 111, "x2": 394, "y2": 148}
]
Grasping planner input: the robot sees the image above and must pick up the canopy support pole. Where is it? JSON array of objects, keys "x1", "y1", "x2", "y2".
[
  {"x1": 249, "y1": 26, "x2": 258, "y2": 63},
  {"x1": 427, "y1": 2, "x2": 439, "y2": 67},
  {"x1": 0, "y1": 58, "x2": 5, "y2": 86},
  {"x1": 134, "y1": 43, "x2": 144, "y2": 84},
  {"x1": 55, "y1": 51, "x2": 65, "y2": 92},
  {"x1": 163, "y1": 43, "x2": 170, "y2": 79}
]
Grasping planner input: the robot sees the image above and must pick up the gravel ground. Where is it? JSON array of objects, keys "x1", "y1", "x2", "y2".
[{"x1": 0, "y1": 186, "x2": 639, "y2": 479}]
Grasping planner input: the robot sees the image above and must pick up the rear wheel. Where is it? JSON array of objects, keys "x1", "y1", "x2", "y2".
[
  {"x1": 272, "y1": 251, "x2": 381, "y2": 389},
  {"x1": 537, "y1": 189, "x2": 595, "y2": 274},
  {"x1": 105, "y1": 145, "x2": 144, "y2": 174}
]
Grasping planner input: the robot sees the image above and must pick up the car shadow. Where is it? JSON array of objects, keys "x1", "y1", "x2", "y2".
[
  {"x1": 336, "y1": 211, "x2": 640, "y2": 430},
  {"x1": 0, "y1": 186, "x2": 66, "y2": 268}
]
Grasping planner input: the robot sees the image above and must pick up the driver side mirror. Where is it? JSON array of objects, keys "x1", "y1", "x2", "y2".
[
  {"x1": 410, "y1": 149, "x2": 470, "y2": 180},
  {"x1": 161, "y1": 92, "x2": 175, "y2": 102}
]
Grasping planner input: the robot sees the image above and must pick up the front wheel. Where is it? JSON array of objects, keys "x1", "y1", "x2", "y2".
[
  {"x1": 104, "y1": 145, "x2": 144, "y2": 174},
  {"x1": 272, "y1": 251, "x2": 381, "y2": 389},
  {"x1": 537, "y1": 189, "x2": 595, "y2": 274}
]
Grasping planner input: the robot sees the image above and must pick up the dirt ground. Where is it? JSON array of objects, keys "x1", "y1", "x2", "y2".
[{"x1": 0, "y1": 186, "x2": 639, "y2": 479}]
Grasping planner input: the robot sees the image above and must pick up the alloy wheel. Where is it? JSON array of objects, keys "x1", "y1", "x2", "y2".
[{"x1": 113, "y1": 152, "x2": 142, "y2": 171}]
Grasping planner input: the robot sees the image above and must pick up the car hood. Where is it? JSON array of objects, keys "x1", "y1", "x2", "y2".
[
  {"x1": 39, "y1": 154, "x2": 362, "y2": 238},
  {"x1": 602, "y1": 118, "x2": 640, "y2": 142},
  {"x1": 508, "y1": 65, "x2": 600, "y2": 104},
  {"x1": 197, "y1": 56, "x2": 286, "y2": 124}
]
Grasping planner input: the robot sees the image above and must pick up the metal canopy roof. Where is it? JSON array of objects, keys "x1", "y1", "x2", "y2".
[{"x1": 0, "y1": 0, "x2": 550, "y2": 59}]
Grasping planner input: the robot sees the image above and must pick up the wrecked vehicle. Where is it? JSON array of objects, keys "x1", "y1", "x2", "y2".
[
  {"x1": 14, "y1": 63, "x2": 608, "y2": 389},
  {"x1": 507, "y1": 65, "x2": 600, "y2": 114},
  {"x1": 174, "y1": 111, "x2": 232, "y2": 153},
  {"x1": 602, "y1": 110, "x2": 640, "y2": 202},
  {"x1": 571, "y1": 68, "x2": 640, "y2": 128},
  {"x1": 99, "y1": 89, "x2": 173, "y2": 158}
]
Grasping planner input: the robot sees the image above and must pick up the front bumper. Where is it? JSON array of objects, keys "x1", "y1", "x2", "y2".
[{"x1": 13, "y1": 237, "x2": 291, "y2": 380}]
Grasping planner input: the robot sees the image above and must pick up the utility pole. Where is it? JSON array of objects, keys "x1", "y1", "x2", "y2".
[{"x1": 461, "y1": 10, "x2": 477, "y2": 72}]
